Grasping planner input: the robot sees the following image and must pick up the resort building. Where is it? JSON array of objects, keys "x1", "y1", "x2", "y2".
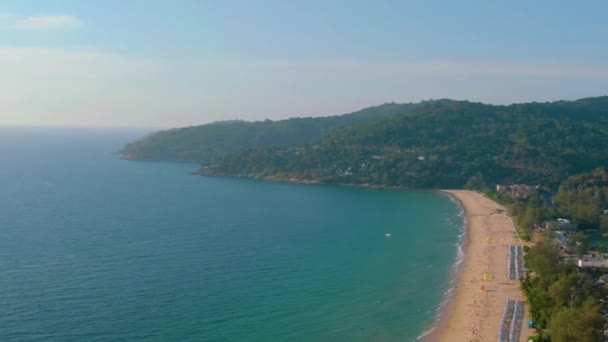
[
  {"x1": 552, "y1": 231, "x2": 575, "y2": 253},
  {"x1": 577, "y1": 254, "x2": 608, "y2": 268},
  {"x1": 495, "y1": 184, "x2": 538, "y2": 198},
  {"x1": 544, "y1": 218, "x2": 577, "y2": 233}
]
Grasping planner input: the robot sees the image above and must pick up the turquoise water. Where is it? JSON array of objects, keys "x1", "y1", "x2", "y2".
[
  {"x1": 587, "y1": 233, "x2": 608, "y2": 249},
  {"x1": 0, "y1": 128, "x2": 463, "y2": 341}
]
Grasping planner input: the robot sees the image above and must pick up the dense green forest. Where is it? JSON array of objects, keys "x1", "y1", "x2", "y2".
[
  {"x1": 121, "y1": 101, "x2": 427, "y2": 163},
  {"x1": 500, "y1": 168, "x2": 608, "y2": 239},
  {"x1": 201, "y1": 97, "x2": 608, "y2": 188},
  {"x1": 523, "y1": 241, "x2": 605, "y2": 341},
  {"x1": 553, "y1": 168, "x2": 608, "y2": 231}
]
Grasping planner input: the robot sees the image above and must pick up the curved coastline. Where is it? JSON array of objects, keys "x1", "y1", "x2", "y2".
[
  {"x1": 416, "y1": 191, "x2": 467, "y2": 341},
  {"x1": 422, "y1": 190, "x2": 532, "y2": 342}
]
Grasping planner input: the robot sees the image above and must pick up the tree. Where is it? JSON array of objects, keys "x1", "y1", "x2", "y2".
[
  {"x1": 525, "y1": 240, "x2": 565, "y2": 278},
  {"x1": 553, "y1": 168, "x2": 608, "y2": 229},
  {"x1": 570, "y1": 233, "x2": 589, "y2": 257},
  {"x1": 548, "y1": 299, "x2": 603, "y2": 342},
  {"x1": 465, "y1": 172, "x2": 486, "y2": 191},
  {"x1": 519, "y1": 207, "x2": 540, "y2": 237},
  {"x1": 547, "y1": 273, "x2": 578, "y2": 307},
  {"x1": 600, "y1": 214, "x2": 608, "y2": 234}
]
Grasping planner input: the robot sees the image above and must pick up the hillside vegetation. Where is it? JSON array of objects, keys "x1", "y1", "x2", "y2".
[
  {"x1": 553, "y1": 168, "x2": 608, "y2": 231},
  {"x1": 523, "y1": 240, "x2": 605, "y2": 341},
  {"x1": 121, "y1": 101, "x2": 427, "y2": 163},
  {"x1": 202, "y1": 97, "x2": 608, "y2": 188}
]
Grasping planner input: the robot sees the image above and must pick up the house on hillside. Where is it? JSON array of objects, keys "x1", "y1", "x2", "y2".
[
  {"x1": 495, "y1": 184, "x2": 538, "y2": 198},
  {"x1": 544, "y1": 218, "x2": 577, "y2": 233},
  {"x1": 509, "y1": 184, "x2": 538, "y2": 198},
  {"x1": 552, "y1": 231, "x2": 575, "y2": 253}
]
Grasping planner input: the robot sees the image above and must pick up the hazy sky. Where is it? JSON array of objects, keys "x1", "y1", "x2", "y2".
[{"x1": 1, "y1": 1, "x2": 607, "y2": 127}]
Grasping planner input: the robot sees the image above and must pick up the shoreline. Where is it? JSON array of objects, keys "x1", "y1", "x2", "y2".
[
  {"x1": 193, "y1": 170, "x2": 413, "y2": 190},
  {"x1": 184, "y1": 172, "x2": 533, "y2": 340},
  {"x1": 415, "y1": 191, "x2": 468, "y2": 341},
  {"x1": 423, "y1": 190, "x2": 532, "y2": 342}
]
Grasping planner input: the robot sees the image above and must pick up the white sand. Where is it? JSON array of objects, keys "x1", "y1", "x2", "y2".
[{"x1": 425, "y1": 190, "x2": 533, "y2": 342}]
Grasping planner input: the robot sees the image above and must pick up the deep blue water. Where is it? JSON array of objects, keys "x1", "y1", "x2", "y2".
[{"x1": 0, "y1": 128, "x2": 463, "y2": 341}]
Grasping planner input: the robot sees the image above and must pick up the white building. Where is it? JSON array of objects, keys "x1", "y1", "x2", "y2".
[{"x1": 578, "y1": 254, "x2": 608, "y2": 268}]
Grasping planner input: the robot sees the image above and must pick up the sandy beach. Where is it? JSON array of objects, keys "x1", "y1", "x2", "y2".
[{"x1": 426, "y1": 190, "x2": 533, "y2": 342}]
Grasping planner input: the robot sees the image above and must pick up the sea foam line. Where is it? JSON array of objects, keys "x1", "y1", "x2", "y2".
[{"x1": 416, "y1": 192, "x2": 466, "y2": 341}]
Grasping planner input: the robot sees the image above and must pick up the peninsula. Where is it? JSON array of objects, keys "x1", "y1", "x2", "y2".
[{"x1": 124, "y1": 96, "x2": 608, "y2": 191}]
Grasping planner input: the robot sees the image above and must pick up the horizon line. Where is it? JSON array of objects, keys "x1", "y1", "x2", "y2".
[{"x1": 2, "y1": 94, "x2": 606, "y2": 130}]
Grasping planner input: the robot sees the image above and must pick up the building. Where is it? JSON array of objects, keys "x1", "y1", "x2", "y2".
[
  {"x1": 508, "y1": 184, "x2": 538, "y2": 198},
  {"x1": 496, "y1": 184, "x2": 508, "y2": 192},
  {"x1": 544, "y1": 218, "x2": 577, "y2": 233},
  {"x1": 578, "y1": 254, "x2": 608, "y2": 268},
  {"x1": 495, "y1": 184, "x2": 537, "y2": 198},
  {"x1": 553, "y1": 231, "x2": 574, "y2": 253}
]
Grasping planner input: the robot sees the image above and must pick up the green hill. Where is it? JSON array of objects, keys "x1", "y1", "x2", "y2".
[
  {"x1": 201, "y1": 96, "x2": 608, "y2": 188},
  {"x1": 553, "y1": 168, "x2": 608, "y2": 230},
  {"x1": 121, "y1": 101, "x2": 429, "y2": 163}
]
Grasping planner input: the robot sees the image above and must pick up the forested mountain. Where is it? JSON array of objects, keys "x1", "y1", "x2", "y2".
[
  {"x1": 121, "y1": 101, "x2": 428, "y2": 163},
  {"x1": 201, "y1": 97, "x2": 608, "y2": 188}
]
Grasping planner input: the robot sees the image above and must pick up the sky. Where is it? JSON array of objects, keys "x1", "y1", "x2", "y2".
[{"x1": 0, "y1": 1, "x2": 607, "y2": 128}]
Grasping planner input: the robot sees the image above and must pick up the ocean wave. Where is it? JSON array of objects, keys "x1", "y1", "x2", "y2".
[{"x1": 416, "y1": 193, "x2": 466, "y2": 341}]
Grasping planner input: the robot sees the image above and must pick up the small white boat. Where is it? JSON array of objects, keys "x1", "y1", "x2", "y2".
[{"x1": 385, "y1": 233, "x2": 391, "y2": 237}]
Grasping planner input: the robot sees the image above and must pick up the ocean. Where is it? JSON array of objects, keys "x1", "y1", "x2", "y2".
[{"x1": 0, "y1": 128, "x2": 463, "y2": 341}]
